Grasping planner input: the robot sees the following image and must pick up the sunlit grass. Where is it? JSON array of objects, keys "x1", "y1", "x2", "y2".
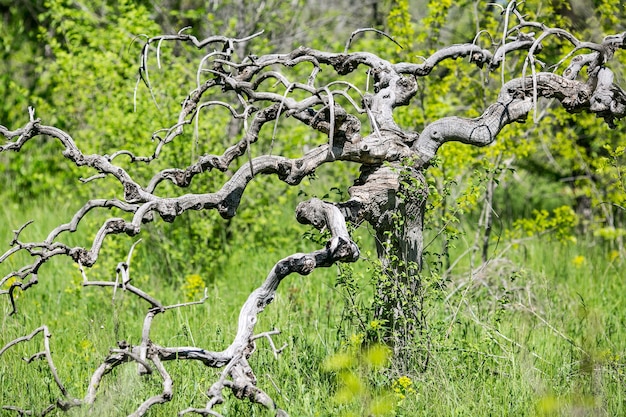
[{"x1": 0, "y1": 198, "x2": 624, "y2": 416}]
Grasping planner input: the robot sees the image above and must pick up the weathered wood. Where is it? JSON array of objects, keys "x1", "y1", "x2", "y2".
[{"x1": 1, "y1": 10, "x2": 625, "y2": 415}]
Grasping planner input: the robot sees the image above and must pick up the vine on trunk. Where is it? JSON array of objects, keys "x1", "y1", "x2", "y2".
[{"x1": 1, "y1": 6, "x2": 626, "y2": 415}]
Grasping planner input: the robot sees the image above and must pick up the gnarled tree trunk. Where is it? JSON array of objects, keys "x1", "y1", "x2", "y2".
[{"x1": 2, "y1": 8, "x2": 626, "y2": 415}]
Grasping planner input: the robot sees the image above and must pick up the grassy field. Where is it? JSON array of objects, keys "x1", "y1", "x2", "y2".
[{"x1": 1, "y1": 197, "x2": 625, "y2": 417}]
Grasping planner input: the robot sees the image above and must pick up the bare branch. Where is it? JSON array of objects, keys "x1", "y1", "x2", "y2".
[
  {"x1": 344, "y1": 28, "x2": 403, "y2": 53},
  {"x1": 0, "y1": 326, "x2": 82, "y2": 411},
  {"x1": 128, "y1": 356, "x2": 173, "y2": 417},
  {"x1": 2, "y1": 13, "x2": 625, "y2": 416},
  {"x1": 252, "y1": 329, "x2": 288, "y2": 359},
  {"x1": 413, "y1": 71, "x2": 626, "y2": 164}
]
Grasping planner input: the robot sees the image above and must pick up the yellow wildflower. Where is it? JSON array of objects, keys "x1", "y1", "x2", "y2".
[{"x1": 572, "y1": 255, "x2": 585, "y2": 267}]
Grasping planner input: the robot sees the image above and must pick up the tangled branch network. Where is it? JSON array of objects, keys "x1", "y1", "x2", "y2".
[{"x1": 1, "y1": 9, "x2": 625, "y2": 416}]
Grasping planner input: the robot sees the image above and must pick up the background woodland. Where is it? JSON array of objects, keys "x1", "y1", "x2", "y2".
[{"x1": 1, "y1": 1, "x2": 625, "y2": 416}]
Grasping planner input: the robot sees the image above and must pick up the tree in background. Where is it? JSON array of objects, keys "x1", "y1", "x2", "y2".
[{"x1": 1, "y1": 1, "x2": 625, "y2": 416}]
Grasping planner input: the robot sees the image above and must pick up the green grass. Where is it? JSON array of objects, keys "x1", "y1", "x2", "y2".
[{"x1": 1, "y1": 198, "x2": 625, "y2": 417}]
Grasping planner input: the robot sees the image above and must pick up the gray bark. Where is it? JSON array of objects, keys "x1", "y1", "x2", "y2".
[{"x1": 1, "y1": 16, "x2": 626, "y2": 416}]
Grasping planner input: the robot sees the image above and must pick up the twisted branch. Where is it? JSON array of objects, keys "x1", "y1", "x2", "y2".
[{"x1": 2, "y1": 10, "x2": 625, "y2": 415}]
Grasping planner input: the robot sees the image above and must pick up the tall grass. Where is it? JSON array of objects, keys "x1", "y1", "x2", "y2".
[{"x1": 1, "y1": 197, "x2": 624, "y2": 416}]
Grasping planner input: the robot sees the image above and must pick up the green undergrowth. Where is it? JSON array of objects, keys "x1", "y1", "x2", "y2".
[{"x1": 1, "y1": 198, "x2": 625, "y2": 416}]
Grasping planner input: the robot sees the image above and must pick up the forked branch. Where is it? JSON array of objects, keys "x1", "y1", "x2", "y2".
[{"x1": 1, "y1": 9, "x2": 625, "y2": 415}]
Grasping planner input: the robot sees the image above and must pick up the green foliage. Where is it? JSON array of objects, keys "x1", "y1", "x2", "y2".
[
  {"x1": 387, "y1": 0, "x2": 415, "y2": 53},
  {"x1": 1, "y1": 0, "x2": 165, "y2": 200},
  {"x1": 323, "y1": 343, "x2": 395, "y2": 417},
  {"x1": 1, "y1": 0, "x2": 355, "y2": 284},
  {"x1": 0, "y1": 203, "x2": 608, "y2": 417},
  {"x1": 2, "y1": 181, "x2": 626, "y2": 416},
  {"x1": 510, "y1": 205, "x2": 578, "y2": 242},
  {"x1": 384, "y1": 0, "x2": 626, "y2": 268},
  {"x1": 596, "y1": 144, "x2": 626, "y2": 242},
  {"x1": 415, "y1": 0, "x2": 455, "y2": 49},
  {"x1": 1, "y1": 1, "x2": 626, "y2": 415},
  {"x1": 324, "y1": 0, "x2": 626, "y2": 381},
  {"x1": 0, "y1": 1, "x2": 44, "y2": 122}
]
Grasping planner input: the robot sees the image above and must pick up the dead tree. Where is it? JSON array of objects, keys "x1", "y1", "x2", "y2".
[{"x1": 1, "y1": 7, "x2": 625, "y2": 416}]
